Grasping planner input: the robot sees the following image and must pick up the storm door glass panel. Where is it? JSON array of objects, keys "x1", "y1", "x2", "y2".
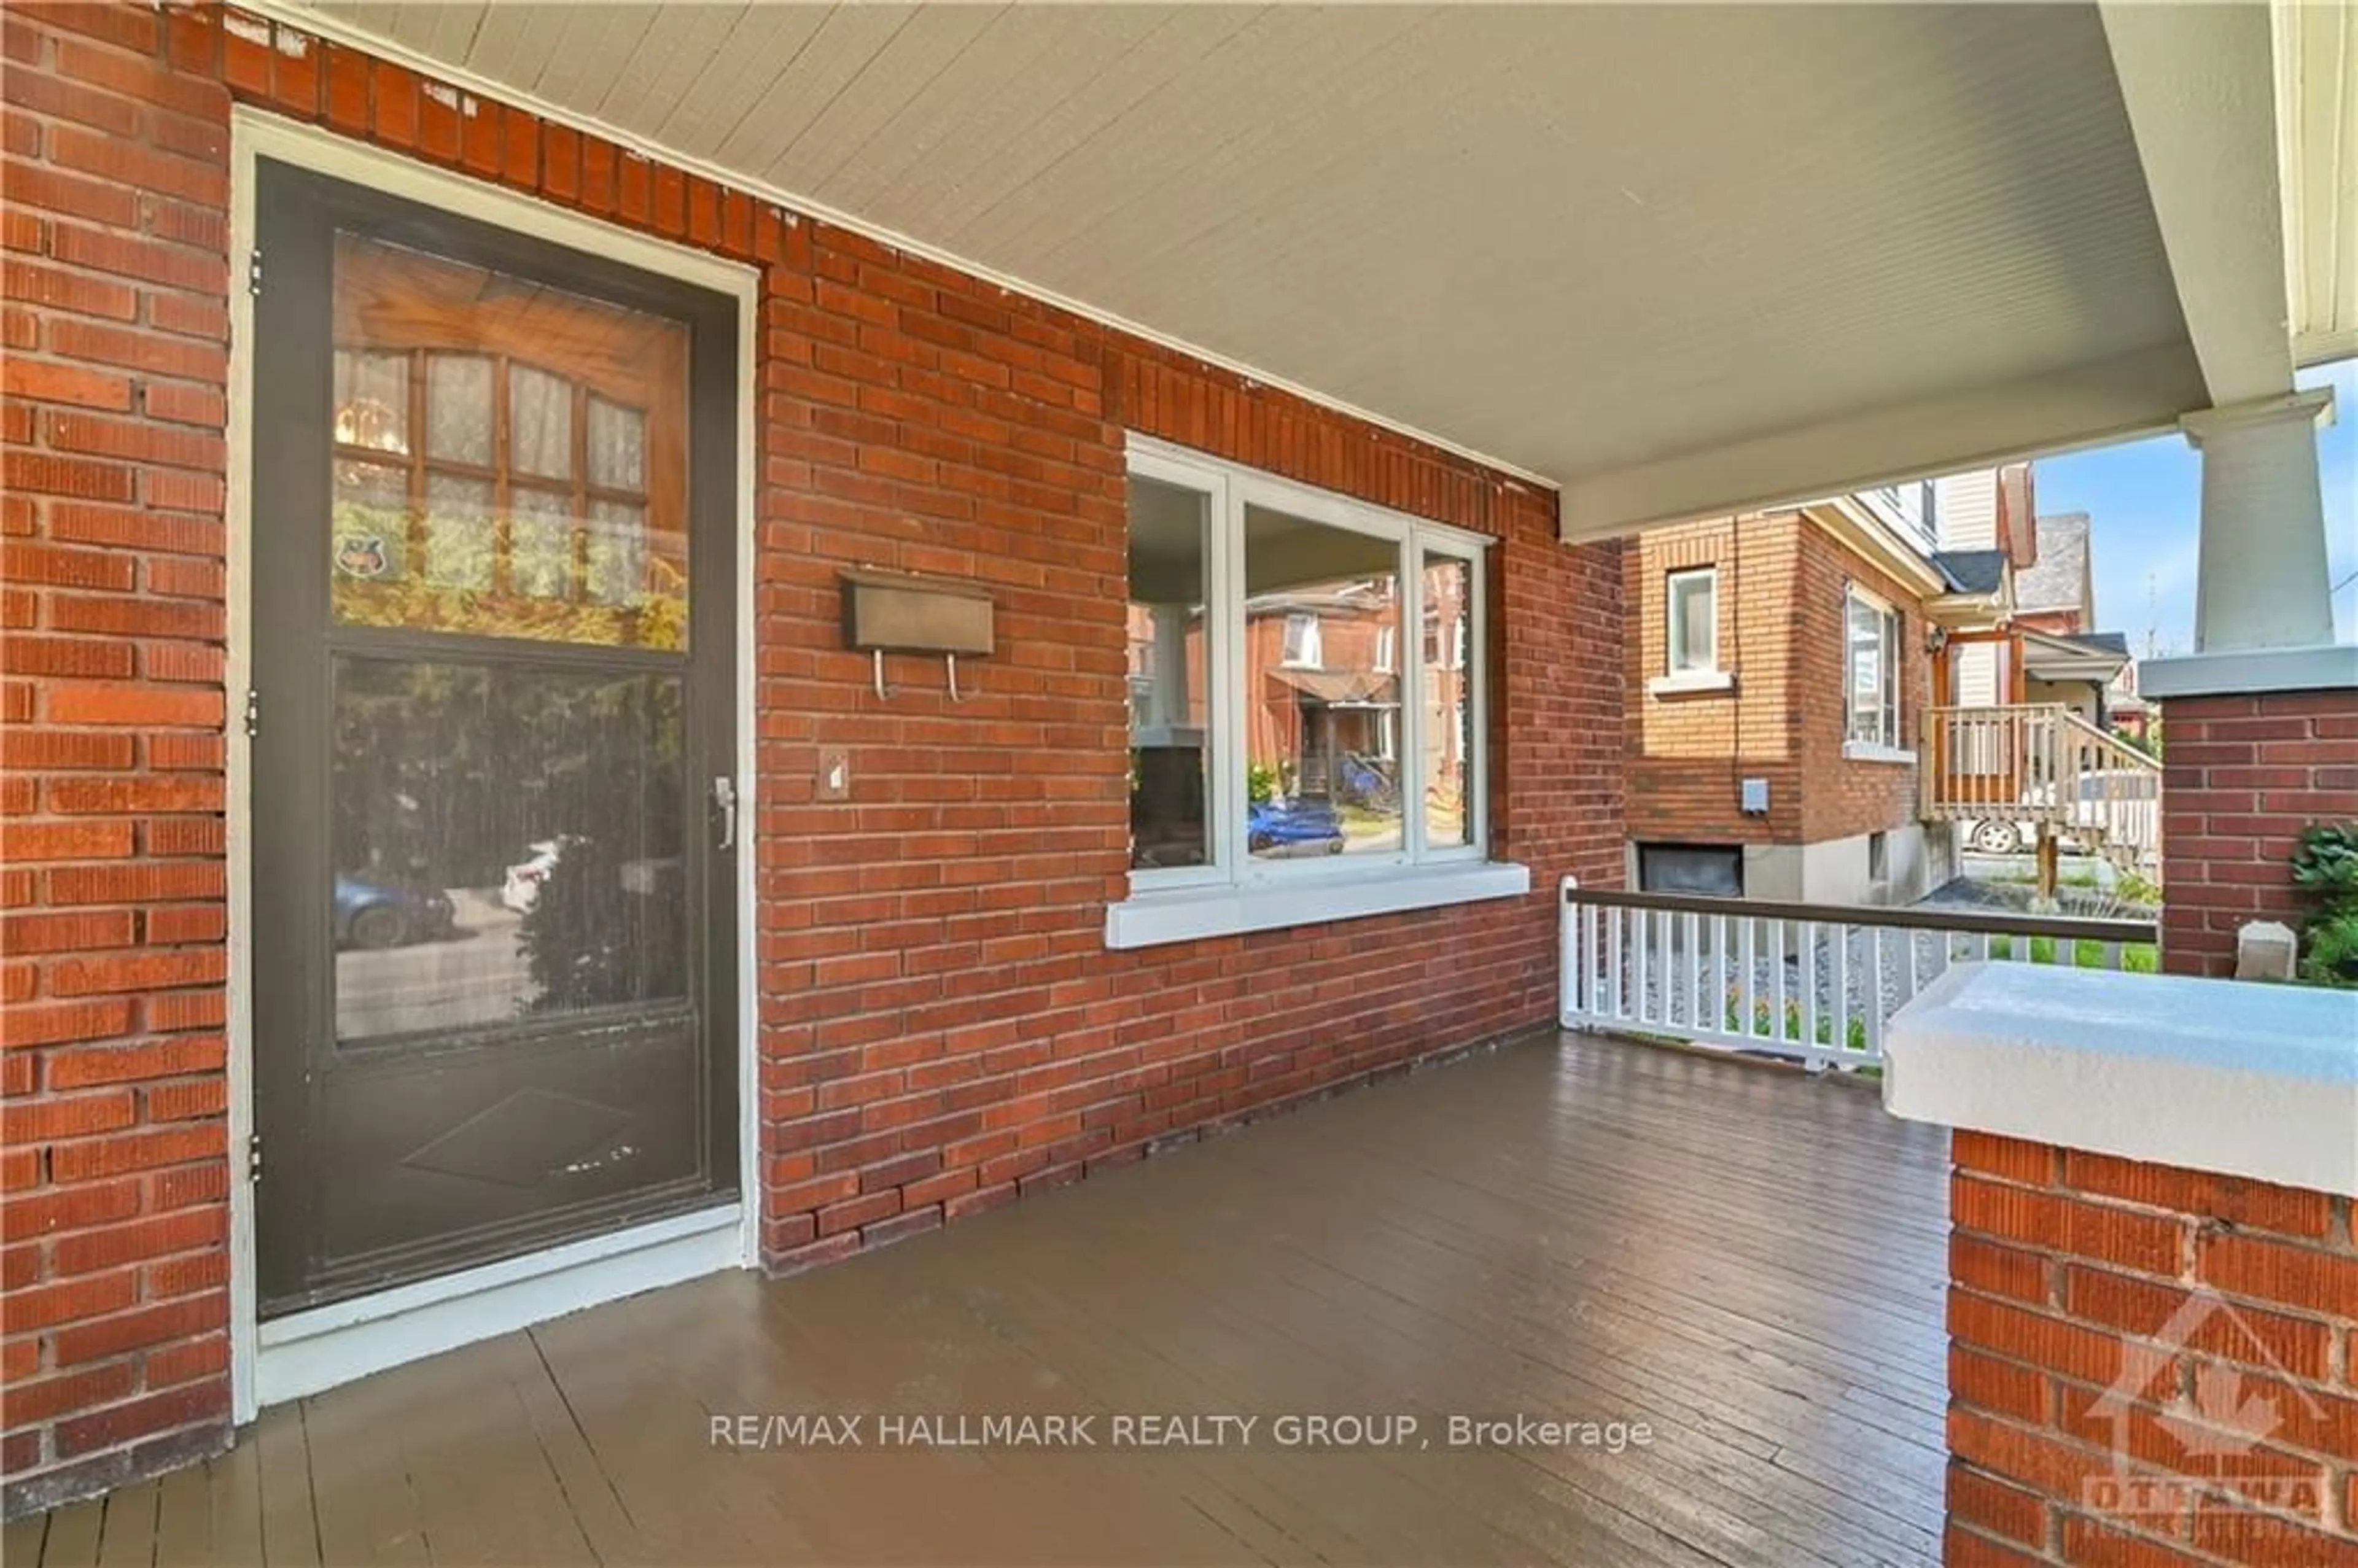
[
  {"x1": 329, "y1": 233, "x2": 690, "y2": 650},
  {"x1": 1242, "y1": 504, "x2": 1402, "y2": 860},
  {"x1": 1126, "y1": 475, "x2": 1213, "y2": 872},
  {"x1": 1420, "y1": 552, "x2": 1473, "y2": 848},
  {"x1": 331, "y1": 659, "x2": 688, "y2": 1045}
]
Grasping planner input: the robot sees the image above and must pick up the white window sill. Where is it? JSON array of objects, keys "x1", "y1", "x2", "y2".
[
  {"x1": 1842, "y1": 741, "x2": 1916, "y2": 765},
  {"x1": 1885, "y1": 964, "x2": 2358, "y2": 1197},
  {"x1": 1647, "y1": 670, "x2": 1735, "y2": 697},
  {"x1": 1105, "y1": 861, "x2": 1531, "y2": 950}
]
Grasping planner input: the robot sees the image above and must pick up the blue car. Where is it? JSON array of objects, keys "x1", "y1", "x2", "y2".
[
  {"x1": 333, "y1": 874, "x2": 456, "y2": 950},
  {"x1": 1247, "y1": 799, "x2": 1345, "y2": 856}
]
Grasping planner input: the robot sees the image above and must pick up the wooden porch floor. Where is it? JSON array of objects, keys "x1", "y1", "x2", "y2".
[{"x1": 6, "y1": 1034, "x2": 1952, "y2": 1567}]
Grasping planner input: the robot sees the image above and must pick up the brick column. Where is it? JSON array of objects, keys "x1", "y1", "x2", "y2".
[
  {"x1": 1945, "y1": 1131, "x2": 2357, "y2": 1565},
  {"x1": 2159, "y1": 688, "x2": 2358, "y2": 977}
]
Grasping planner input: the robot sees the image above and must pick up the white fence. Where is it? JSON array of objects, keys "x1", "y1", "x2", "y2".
[{"x1": 1558, "y1": 879, "x2": 2160, "y2": 1072}]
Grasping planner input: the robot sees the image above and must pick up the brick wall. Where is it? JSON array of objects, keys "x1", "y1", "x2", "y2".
[
  {"x1": 1944, "y1": 1130, "x2": 2358, "y2": 1566},
  {"x1": 1790, "y1": 516, "x2": 1930, "y2": 848},
  {"x1": 2158, "y1": 690, "x2": 2358, "y2": 978},
  {"x1": 1, "y1": 0, "x2": 236, "y2": 1508},
  {"x1": 1, "y1": 2, "x2": 1626, "y2": 1508},
  {"x1": 1624, "y1": 508, "x2": 1928, "y2": 852}
]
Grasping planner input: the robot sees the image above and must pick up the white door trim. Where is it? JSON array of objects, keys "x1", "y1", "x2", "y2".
[{"x1": 224, "y1": 108, "x2": 763, "y2": 1423}]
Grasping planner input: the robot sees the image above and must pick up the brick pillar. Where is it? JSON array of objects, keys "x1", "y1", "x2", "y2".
[
  {"x1": 2158, "y1": 688, "x2": 2358, "y2": 977},
  {"x1": 1944, "y1": 1131, "x2": 2358, "y2": 1565}
]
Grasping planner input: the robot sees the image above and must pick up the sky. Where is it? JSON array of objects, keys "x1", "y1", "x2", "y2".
[{"x1": 2030, "y1": 358, "x2": 2357, "y2": 658}]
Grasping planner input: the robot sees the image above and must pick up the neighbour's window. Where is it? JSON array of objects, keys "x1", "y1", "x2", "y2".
[
  {"x1": 1124, "y1": 441, "x2": 1487, "y2": 883},
  {"x1": 1666, "y1": 569, "x2": 1716, "y2": 674},
  {"x1": 1281, "y1": 613, "x2": 1322, "y2": 669},
  {"x1": 1845, "y1": 587, "x2": 1902, "y2": 748}
]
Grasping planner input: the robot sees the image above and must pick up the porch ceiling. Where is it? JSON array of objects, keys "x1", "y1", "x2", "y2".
[{"x1": 287, "y1": 3, "x2": 2266, "y2": 537}]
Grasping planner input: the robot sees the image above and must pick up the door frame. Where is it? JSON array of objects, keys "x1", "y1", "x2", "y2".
[{"x1": 225, "y1": 109, "x2": 762, "y2": 1422}]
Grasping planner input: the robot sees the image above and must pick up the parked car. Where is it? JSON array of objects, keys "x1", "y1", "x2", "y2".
[
  {"x1": 500, "y1": 837, "x2": 570, "y2": 914},
  {"x1": 1247, "y1": 798, "x2": 1345, "y2": 856},
  {"x1": 1963, "y1": 769, "x2": 2159, "y2": 857},
  {"x1": 333, "y1": 874, "x2": 456, "y2": 950}
]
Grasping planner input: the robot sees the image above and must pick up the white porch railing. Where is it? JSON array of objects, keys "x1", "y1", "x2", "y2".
[
  {"x1": 1558, "y1": 879, "x2": 2160, "y2": 1072},
  {"x1": 1923, "y1": 704, "x2": 2162, "y2": 866}
]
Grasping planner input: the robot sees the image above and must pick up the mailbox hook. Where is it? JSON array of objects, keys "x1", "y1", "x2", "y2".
[
  {"x1": 946, "y1": 654, "x2": 964, "y2": 703},
  {"x1": 873, "y1": 648, "x2": 890, "y2": 702}
]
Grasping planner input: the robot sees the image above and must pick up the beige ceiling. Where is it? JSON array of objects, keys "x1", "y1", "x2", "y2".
[{"x1": 291, "y1": 2, "x2": 2227, "y2": 533}]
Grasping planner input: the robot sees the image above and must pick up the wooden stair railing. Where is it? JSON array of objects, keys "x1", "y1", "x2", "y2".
[{"x1": 1923, "y1": 705, "x2": 2161, "y2": 867}]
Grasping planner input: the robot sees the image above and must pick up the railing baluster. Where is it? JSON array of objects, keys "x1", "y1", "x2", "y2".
[
  {"x1": 1606, "y1": 907, "x2": 1622, "y2": 1021},
  {"x1": 1772, "y1": 917, "x2": 1788, "y2": 1047},
  {"x1": 1740, "y1": 915, "x2": 1757, "y2": 1042},
  {"x1": 1801, "y1": 920, "x2": 1821, "y2": 1057},
  {"x1": 1684, "y1": 910, "x2": 1703, "y2": 1031},
  {"x1": 1831, "y1": 923, "x2": 1850, "y2": 1057},
  {"x1": 1862, "y1": 928, "x2": 1884, "y2": 1062}
]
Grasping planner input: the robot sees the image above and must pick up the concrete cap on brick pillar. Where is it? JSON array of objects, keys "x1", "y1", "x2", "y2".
[{"x1": 1881, "y1": 963, "x2": 2358, "y2": 1196}]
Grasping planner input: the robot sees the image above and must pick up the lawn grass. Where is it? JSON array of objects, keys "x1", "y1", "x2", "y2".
[{"x1": 1985, "y1": 934, "x2": 2159, "y2": 972}]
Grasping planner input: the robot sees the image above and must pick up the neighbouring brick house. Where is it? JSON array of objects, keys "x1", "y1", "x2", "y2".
[
  {"x1": 4, "y1": 3, "x2": 2353, "y2": 1555},
  {"x1": 1625, "y1": 471, "x2": 2170, "y2": 896},
  {"x1": 1623, "y1": 478, "x2": 2015, "y2": 906},
  {"x1": 0, "y1": 3, "x2": 1625, "y2": 1509}
]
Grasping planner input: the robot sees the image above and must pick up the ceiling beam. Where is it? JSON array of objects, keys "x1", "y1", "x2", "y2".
[
  {"x1": 1555, "y1": 341, "x2": 2209, "y2": 543},
  {"x1": 2098, "y1": 1, "x2": 2297, "y2": 407}
]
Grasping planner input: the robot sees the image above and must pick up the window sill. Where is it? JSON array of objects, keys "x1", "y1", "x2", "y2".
[
  {"x1": 1842, "y1": 742, "x2": 1917, "y2": 766},
  {"x1": 1105, "y1": 861, "x2": 1531, "y2": 950},
  {"x1": 1647, "y1": 670, "x2": 1735, "y2": 698}
]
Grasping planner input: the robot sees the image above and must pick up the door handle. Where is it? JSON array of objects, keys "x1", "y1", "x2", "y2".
[{"x1": 712, "y1": 775, "x2": 737, "y2": 851}]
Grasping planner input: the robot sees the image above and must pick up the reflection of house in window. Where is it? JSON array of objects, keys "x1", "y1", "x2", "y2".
[{"x1": 332, "y1": 348, "x2": 652, "y2": 605}]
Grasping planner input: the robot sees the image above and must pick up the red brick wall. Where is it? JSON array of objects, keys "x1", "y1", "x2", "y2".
[
  {"x1": 1, "y1": 0, "x2": 236, "y2": 1508},
  {"x1": 1, "y1": 2, "x2": 1626, "y2": 1509},
  {"x1": 2159, "y1": 690, "x2": 2358, "y2": 978},
  {"x1": 1625, "y1": 508, "x2": 1928, "y2": 852},
  {"x1": 1791, "y1": 518, "x2": 1931, "y2": 848},
  {"x1": 1944, "y1": 1131, "x2": 2358, "y2": 1565}
]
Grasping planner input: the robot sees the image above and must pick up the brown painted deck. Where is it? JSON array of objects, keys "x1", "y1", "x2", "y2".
[{"x1": 6, "y1": 1033, "x2": 1952, "y2": 1567}]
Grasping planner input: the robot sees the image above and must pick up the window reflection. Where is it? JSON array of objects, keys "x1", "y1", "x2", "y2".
[
  {"x1": 1242, "y1": 505, "x2": 1401, "y2": 860},
  {"x1": 1126, "y1": 476, "x2": 1212, "y2": 870},
  {"x1": 1422, "y1": 553, "x2": 1473, "y2": 848},
  {"x1": 329, "y1": 233, "x2": 687, "y2": 650},
  {"x1": 332, "y1": 657, "x2": 687, "y2": 1044}
]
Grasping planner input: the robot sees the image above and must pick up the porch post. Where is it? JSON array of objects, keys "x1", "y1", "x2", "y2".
[
  {"x1": 2181, "y1": 390, "x2": 2335, "y2": 653},
  {"x1": 2144, "y1": 387, "x2": 2358, "y2": 977}
]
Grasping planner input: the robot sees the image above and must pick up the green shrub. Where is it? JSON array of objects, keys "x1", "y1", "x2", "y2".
[{"x1": 2292, "y1": 824, "x2": 2358, "y2": 987}]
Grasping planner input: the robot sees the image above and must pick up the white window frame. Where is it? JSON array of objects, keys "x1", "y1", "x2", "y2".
[
  {"x1": 1373, "y1": 623, "x2": 1396, "y2": 674},
  {"x1": 1843, "y1": 584, "x2": 1910, "y2": 758},
  {"x1": 1112, "y1": 436, "x2": 1520, "y2": 947},
  {"x1": 1665, "y1": 567, "x2": 1718, "y2": 675}
]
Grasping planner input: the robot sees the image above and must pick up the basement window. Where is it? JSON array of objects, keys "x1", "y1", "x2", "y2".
[
  {"x1": 1636, "y1": 844, "x2": 1743, "y2": 898},
  {"x1": 1110, "y1": 437, "x2": 1523, "y2": 949}
]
